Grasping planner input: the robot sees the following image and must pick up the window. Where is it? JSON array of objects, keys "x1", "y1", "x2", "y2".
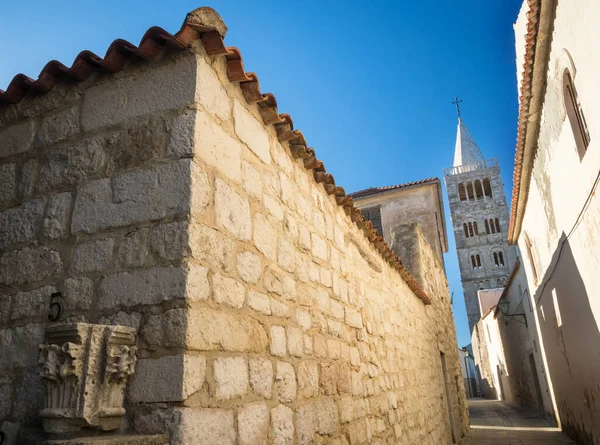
[
  {"x1": 463, "y1": 223, "x2": 469, "y2": 238},
  {"x1": 474, "y1": 180, "x2": 484, "y2": 200},
  {"x1": 464, "y1": 220, "x2": 479, "y2": 238},
  {"x1": 564, "y1": 69, "x2": 590, "y2": 160},
  {"x1": 473, "y1": 221, "x2": 479, "y2": 235},
  {"x1": 471, "y1": 253, "x2": 482, "y2": 269},
  {"x1": 458, "y1": 183, "x2": 467, "y2": 201},
  {"x1": 483, "y1": 178, "x2": 493, "y2": 198},
  {"x1": 492, "y1": 250, "x2": 505, "y2": 267},
  {"x1": 361, "y1": 206, "x2": 383, "y2": 237},
  {"x1": 466, "y1": 182, "x2": 475, "y2": 201},
  {"x1": 485, "y1": 218, "x2": 497, "y2": 235}
]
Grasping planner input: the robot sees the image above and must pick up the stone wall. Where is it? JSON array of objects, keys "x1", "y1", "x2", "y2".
[{"x1": 0, "y1": 27, "x2": 468, "y2": 444}]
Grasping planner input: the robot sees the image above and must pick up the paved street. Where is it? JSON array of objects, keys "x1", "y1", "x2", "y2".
[{"x1": 462, "y1": 399, "x2": 578, "y2": 444}]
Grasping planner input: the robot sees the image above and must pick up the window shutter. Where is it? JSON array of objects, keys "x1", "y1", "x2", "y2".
[{"x1": 361, "y1": 207, "x2": 383, "y2": 237}]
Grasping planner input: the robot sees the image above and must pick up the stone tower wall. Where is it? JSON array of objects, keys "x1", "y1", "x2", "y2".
[
  {"x1": 0, "y1": 40, "x2": 468, "y2": 444},
  {"x1": 445, "y1": 165, "x2": 517, "y2": 332}
]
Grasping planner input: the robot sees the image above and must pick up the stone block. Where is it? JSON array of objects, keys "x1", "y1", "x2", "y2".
[
  {"x1": 0, "y1": 119, "x2": 34, "y2": 158},
  {"x1": 117, "y1": 228, "x2": 149, "y2": 267},
  {"x1": 298, "y1": 360, "x2": 319, "y2": 399},
  {"x1": 247, "y1": 290, "x2": 270, "y2": 315},
  {"x1": 233, "y1": 100, "x2": 271, "y2": 164},
  {"x1": 99, "y1": 311, "x2": 142, "y2": 331},
  {"x1": 18, "y1": 158, "x2": 36, "y2": 199},
  {"x1": 299, "y1": 225, "x2": 311, "y2": 251},
  {"x1": 107, "y1": 116, "x2": 167, "y2": 171},
  {"x1": 173, "y1": 407, "x2": 235, "y2": 445},
  {"x1": 296, "y1": 403, "x2": 317, "y2": 445},
  {"x1": 129, "y1": 354, "x2": 206, "y2": 402},
  {"x1": 0, "y1": 198, "x2": 45, "y2": 249},
  {"x1": 150, "y1": 220, "x2": 190, "y2": 262},
  {"x1": 253, "y1": 213, "x2": 277, "y2": 261},
  {"x1": 0, "y1": 323, "x2": 45, "y2": 369},
  {"x1": 190, "y1": 161, "x2": 210, "y2": 216},
  {"x1": 296, "y1": 309, "x2": 311, "y2": 331},
  {"x1": 11, "y1": 285, "x2": 56, "y2": 322},
  {"x1": 187, "y1": 264, "x2": 210, "y2": 302},
  {"x1": 37, "y1": 138, "x2": 106, "y2": 193},
  {"x1": 37, "y1": 106, "x2": 80, "y2": 145},
  {"x1": 167, "y1": 110, "x2": 195, "y2": 158},
  {"x1": 271, "y1": 404, "x2": 293, "y2": 445},
  {"x1": 264, "y1": 193, "x2": 284, "y2": 221},
  {"x1": 99, "y1": 266, "x2": 187, "y2": 309},
  {"x1": 73, "y1": 238, "x2": 115, "y2": 273},
  {"x1": 13, "y1": 367, "x2": 45, "y2": 421},
  {"x1": 347, "y1": 418, "x2": 370, "y2": 445},
  {"x1": 249, "y1": 358, "x2": 273, "y2": 398},
  {"x1": 345, "y1": 306, "x2": 363, "y2": 328},
  {"x1": 212, "y1": 273, "x2": 245, "y2": 308},
  {"x1": 330, "y1": 299, "x2": 344, "y2": 320},
  {"x1": 215, "y1": 177, "x2": 251, "y2": 241},
  {"x1": 82, "y1": 53, "x2": 196, "y2": 132},
  {"x1": 238, "y1": 402, "x2": 269, "y2": 445},
  {"x1": 236, "y1": 251, "x2": 262, "y2": 284},
  {"x1": 270, "y1": 325, "x2": 287, "y2": 357},
  {"x1": 72, "y1": 159, "x2": 192, "y2": 234},
  {"x1": 241, "y1": 161, "x2": 262, "y2": 198},
  {"x1": 0, "y1": 162, "x2": 16, "y2": 206},
  {"x1": 311, "y1": 233, "x2": 328, "y2": 261},
  {"x1": 43, "y1": 192, "x2": 72, "y2": 239},
  {"x1": 190, "y1": 223, "x2": 235, "y2": 271},
  {"x1": 0, "y1": 246, "x2": 62, "y2": 286},
  {"x1": 338, "y1": 396, "x2": 354, "y2": 423},
  {"x1": 195, "y1": 110, "x2": 242, "y2": 182},
  {"x1": 185, "y1": 308, "x2": 268, "y2": 352},
  {"x1": 320, "y1": 363, "x2": 337, "y2": 396},
  {"x1": 275, "y1": 361, "x2": 296, "y2": 403},
  {"x1": 214, "y1": 356, "x2": 248, "y2": 401},
  {"x1": 316, "y1": 398, "x2": 338, "y2": 435},
  {"x1": 270, "y1": 298, "x2": 290, "y2": 318},
  {"x1": 286, "y1": 326, "x2": 303, "y2": 357},
  {"x1": 277, "y1": 238, "x2": 295, "y2": 272},
  {"x1": 195, "y1": 56, "x2": 231, "y2": 120}
]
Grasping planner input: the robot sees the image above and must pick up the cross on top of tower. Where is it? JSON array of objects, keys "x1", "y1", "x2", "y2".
[{"x1": 452, "y1": 96, "x2": 463, "y2": 119}]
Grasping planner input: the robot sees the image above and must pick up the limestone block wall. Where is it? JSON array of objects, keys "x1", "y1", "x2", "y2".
[
  {"x1": 0, "y1": 31, "x2": 468, "y2": 444},
  {"x1": 0, "y1": 48, "x2": 201, "y2": 429}
]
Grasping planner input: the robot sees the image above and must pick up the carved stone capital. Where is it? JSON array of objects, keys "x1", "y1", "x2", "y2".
[{"x1": 38, "y1": 323, "x2": 137, "y2": 433}]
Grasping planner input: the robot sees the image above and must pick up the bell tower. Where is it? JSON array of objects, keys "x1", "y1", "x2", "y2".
[{"x1": 444, "y1": 113, "x2": 517, "y2": 333}]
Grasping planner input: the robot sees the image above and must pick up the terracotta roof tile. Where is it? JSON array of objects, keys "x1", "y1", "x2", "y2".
[
  {"x1": 508, "y1": 0, "x2": 544, "y2": 241},
  {"x1": 349, "y1": 178, "x2": 439, "y2": 199},
  {"x1": 0, "y1": 7, "x2": 432, "y2": 305}
]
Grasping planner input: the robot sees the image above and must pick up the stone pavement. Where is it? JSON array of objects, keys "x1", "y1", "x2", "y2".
[{"x1": 461, "y1": 399, "x2": 578, "y2": 444}]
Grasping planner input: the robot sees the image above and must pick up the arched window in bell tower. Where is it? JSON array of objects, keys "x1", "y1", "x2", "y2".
[
  {"x1": 474, "y1": 180, "x2": 484, "y2": 200},
  {"x1": 466, "y1": 182, "x2": 475, "y2": 201},
  {"x1": 483, "y1": 178, "x2": 493, "y2": 198},
  {"x1": 458, "y1": 183, "x2": 467, "y2": 201}
]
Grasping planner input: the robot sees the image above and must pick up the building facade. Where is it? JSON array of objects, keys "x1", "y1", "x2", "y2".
[
  {"x1": 509, "y1": 0, "x2": 600, "y2": 442},
  {"x1": 349, "y1": 178, "x2": 448, "y2": 263},
  {"x1": 444, "y1": 118, "x2": 517, "y2": 333}
]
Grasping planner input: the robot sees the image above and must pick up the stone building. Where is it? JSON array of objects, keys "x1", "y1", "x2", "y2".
[
  {"x1": 444, "y1": 118, "x2": 517, "y2": 333},
  {"x1": 349, "y1": 178, "x2": 447, "y2": 264},
  {"x1": 508, "y1": 0, "x2": 600, "y2": 442},
  {"x1": 0, "y1": 8, "x2": 468, "y2": 445}
]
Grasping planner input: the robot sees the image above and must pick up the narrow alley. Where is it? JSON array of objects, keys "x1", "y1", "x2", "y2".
[{"x1": 462, "y1": 399, "x2": 577, "y2": 444}]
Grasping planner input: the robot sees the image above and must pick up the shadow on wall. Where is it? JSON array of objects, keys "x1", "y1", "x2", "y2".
[{"x1": 536, "y1": 233, "x2": 600, "y2": 445}]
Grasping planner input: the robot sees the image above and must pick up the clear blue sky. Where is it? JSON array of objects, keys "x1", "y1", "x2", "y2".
[{"x1": 0, "y1": 0, "x2": 524, "y2": 347}]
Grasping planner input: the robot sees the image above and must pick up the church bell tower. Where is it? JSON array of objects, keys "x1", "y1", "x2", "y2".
[{"x1": 444, "y1": 106, "x2": 517, "y2": 333}]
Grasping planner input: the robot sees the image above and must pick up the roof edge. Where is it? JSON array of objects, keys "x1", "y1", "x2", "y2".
[{"x1": 508, "y1": 0, "x2": 557, "y2": 243}]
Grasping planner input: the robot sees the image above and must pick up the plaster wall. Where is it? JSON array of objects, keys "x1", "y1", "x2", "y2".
[
  {"x1": 353, "y1": 184, "x2": 446, "y2": 262},
  {"x1": 478, "y1": 289, "x2": 503, "y2": 316},
  {"x1": 0, "y1": 40, "x2": 468, "y2": 444},
  {"x1": 514, "y1": 0, "x2": 600, "y2": 442}
]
